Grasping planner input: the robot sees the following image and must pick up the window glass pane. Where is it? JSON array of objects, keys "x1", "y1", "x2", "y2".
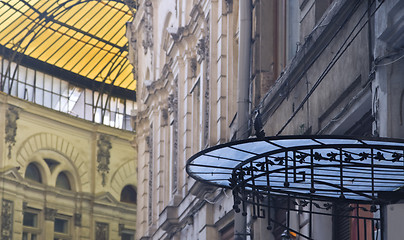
[
  {"x1": 23, "y1": 212, "x2": 37, "y2": 227},
  {"x1": 54, "y1": 218, "x2": 68, "y2": 233},
  {"x1": 52, "y1": 77, "x2": 61, "y2": 94},
  {"x1": 35, "y1": 72, "x2": 44, "y2": 89},
  {"x1": 44, "y1": 91, "x2": 52, "y2": 108},
  {"x1": 17, "y1": 79, "x2": 26, "y2": 99},
  {"x1": 26, "y1": 69, "x2": 35, "y2": 86},
  {"x1": 56, "y1": 172, "x2": 71, "y2": 190},
  {"x1": 120, "y1": 185, "x2": 137, "y2": 204},
  {"x1": 121, "y1": 233, "x2": 134, "y2": 240},
  {"x1": 25, "y1": 163, "x2": 42, "y2": 183},
  {"x1": 35, "y1": 88, "x2": 44, "y2": 105},
  {"x1": 44, "y1": 74, "x2": 52, "y2": 91}
]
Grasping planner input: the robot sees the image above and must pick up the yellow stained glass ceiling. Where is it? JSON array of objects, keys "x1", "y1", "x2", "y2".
[{"x1": 0, "y1": 0, "x2": 136, "y2": 97}]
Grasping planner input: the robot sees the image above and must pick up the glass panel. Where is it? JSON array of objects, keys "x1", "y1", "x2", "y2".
[
  {"x1": 18, "y1": 80, "x2": 26, "y2": 99},
  {"x1": 35, "y1": 72, "x2": 44, "y2": 88},
  {"x1": 44, "y1": 74, "x2": 52, "y2": 91},
  {"x1": 208, "y1": 147, "x2": 255, "y2": 162},
  {"x1": 120, "y1": 185, "x2": 137, "y2": 204},
  {"x1": 44, "y1": 91, "x2": 52, "y2": 108},
  {"x1": 56, "y1": 172, "x2": 71, "y2": 190},
  {"x1": 35, "y1": 88, "x2": 44, "y2": 105},
  {"x1": 25, "y1": 85, "x2": 34, "y2": 101},
  {"x1": 61, "y1": 81, "x2": 68, "y2": 97},
  {"x1": 23, "y1": 212, "x2": 38, "y2": 227},
  {"x1": 52, "y1": 77, "x2": 61, "y2": 94},
  {"x1": 121, "y1": 233, "x2": 134, "y2": 240},
  {"x1": 54, "y1": 218, "x2": 68, "y2": 233},
  {"x1": 26, "y1": 69, "x2": 35, "y2": 86},
  {"x1": 25, "y1": 163, "x2": 42, "y2": 183}
]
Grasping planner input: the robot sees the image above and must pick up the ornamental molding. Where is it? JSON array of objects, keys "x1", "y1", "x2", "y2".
[
  {"x1": 44, "y1": 207, "x2": 57, "y2": 221},
  {"x1": 74, "y1": 213, "x2": 82, "y2": 227},
  {"x1": 5, "y1": 106, "x2": 19, "y2": 159},
  {"x1": 225, "y1": 0, "x2": 233, "y2": 13},
  {"x1": 97, "y1": 134, "x2": 112, "y2": 187},
  {"x1": 95, "y1": 222, "x2": 109, "y2": 240},
  {"x1": 141, "y1": 0, "x2": 153, "y2": 54},
  {"x1": 1, "y1": 199, "x2": 13, "y2": 240}
]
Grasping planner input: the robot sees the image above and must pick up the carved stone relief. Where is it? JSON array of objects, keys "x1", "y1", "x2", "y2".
[
  {"x1": 190, "y1": 57, "x2": 197, "y2": 77},
  {"x1": 97, "y1": 135, "x2": 112, "y2": 187},
  {"x1": 168, "y1": 78, "x2": 179, "y2": 192},
  {"x1": 45, "y1": 207, "x2": 57, "y2": 221},
  {"x1": 74, "y1": 213, "x2": 82, "y2": 227},
  {"x1": 162, "y1": 108, "x2": 168, "y2": 125},
  {"x1": 96, "y1": 222, "x2": 109, "y2": 240},
  {"x1": 196, "y1": 37, "x2": 207, "y2": 61},
  {"x1": 5, "y1": 106, "x2": 19, "y2": 159},
  {"x1": 1, "y1": 199, "x2": 13, "y2": 240},
  {"x1": 225, "y1": 0, "x2": 233, "y2": 13},
  {"x1": 142, "y1": 0, "x2": 153, "y2": 54}
]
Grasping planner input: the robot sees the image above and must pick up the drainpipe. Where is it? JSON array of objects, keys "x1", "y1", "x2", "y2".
[
  {"x1": 237, "y1": 0, "x2": 252, "y2": 140},
  {"x1": 235, "y1": 0, "x2": 251, "y2": 239}
]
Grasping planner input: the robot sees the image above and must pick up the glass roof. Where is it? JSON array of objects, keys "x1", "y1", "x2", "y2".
[
  {"x1": 0, "y1": 0, "x2": 136, "y2": 95},
  {"x1": 186, "y1": 136, "x2": 404, "y2": 202}
]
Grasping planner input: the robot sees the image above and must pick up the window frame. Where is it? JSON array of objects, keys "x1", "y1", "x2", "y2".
[
  {"x1": 53, "y1": 214, "x2": 71, "y2": 240},
  {"x1": 23, "y1": 208, "x2": 42, "y2": 240}
]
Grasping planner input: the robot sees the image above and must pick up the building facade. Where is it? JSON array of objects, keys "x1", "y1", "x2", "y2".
[
  {"x1": 0, "y1": 1, "x2": 139, "y2": 239},
  {"x1": 0, "y1": 93, "x2": 137, "y2": 239},
  {"x1": 129, "y1": 0, "x2": 404, "y2": 239}
]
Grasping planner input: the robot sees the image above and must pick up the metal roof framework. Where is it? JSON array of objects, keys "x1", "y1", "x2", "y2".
[{"x1": 0, "y1": 0, "x2": 137, "y2": 101}]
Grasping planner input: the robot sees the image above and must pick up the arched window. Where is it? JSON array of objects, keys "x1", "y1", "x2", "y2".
[
  {"x1": 25, "y1": 163, "x2": 42, "y2": 183},
  {"x1": 120, "y1": 185, "x2": 137, "y2": 204},
  {"x1": 56, "y1": 172, "x2": 71, "y2": 190}
]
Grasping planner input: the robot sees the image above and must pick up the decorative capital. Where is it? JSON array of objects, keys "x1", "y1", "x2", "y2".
[{"x1": 44, "y1": 207, "x2": 57, "y2": 221}]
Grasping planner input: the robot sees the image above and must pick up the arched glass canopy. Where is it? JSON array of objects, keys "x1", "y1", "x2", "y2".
[{"x1": 187, "y1": 136, "x2": 404, "y2": 203}]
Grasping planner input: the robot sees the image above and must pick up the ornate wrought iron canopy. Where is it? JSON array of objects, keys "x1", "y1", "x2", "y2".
[
  {"x1": 186, "y1": 136, "x2": 404, "y2": 203},
  {"x1": 187, "y1": 136, "x2": 404, "y2": 239}
]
